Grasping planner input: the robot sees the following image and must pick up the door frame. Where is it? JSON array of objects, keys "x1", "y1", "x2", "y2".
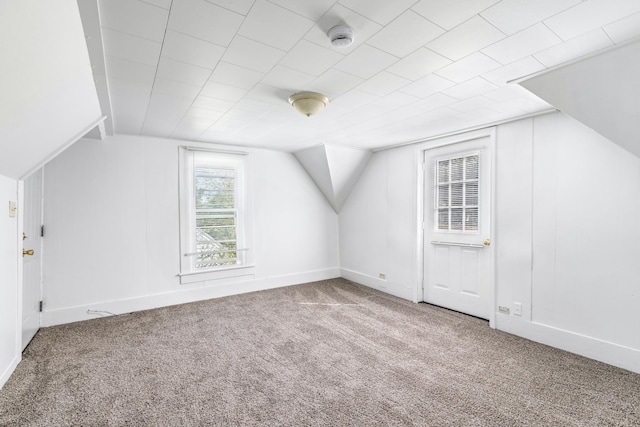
[{"x1": 415, "y1": 128, "x2": 497, "y2": 328}]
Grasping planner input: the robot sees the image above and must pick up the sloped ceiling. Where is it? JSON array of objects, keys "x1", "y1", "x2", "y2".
[
  {"x1": 90, "y1": 0, "x2": 640, "y2": 152},
  {"x1": 77, "y1": 0, "x2": 114, "y2": 138},
  {"x1": 295, "y1": 145, "x2": 371, "y2": 212},
  {"x1": 518, "y1": 38, "x2": 640, "y2": 158},
  {"x1": 0, "y1": 0, "x2": 103, "y2": 179}
]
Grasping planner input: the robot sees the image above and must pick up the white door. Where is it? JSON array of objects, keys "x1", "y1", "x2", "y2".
[
  {"x1": 423, "y1": 137, "x2": 492, "y2": 319},
  {"x1": 22, "y1": 169, "x2": 43, "y2": 350}
]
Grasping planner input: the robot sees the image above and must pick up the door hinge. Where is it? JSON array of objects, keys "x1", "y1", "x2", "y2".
[
  {"x1": 39, "y1": 301, "x2": 43, "y2": 312},
  {"x1": 40, "y1": 225, "x2": 44, "y2": 237}
]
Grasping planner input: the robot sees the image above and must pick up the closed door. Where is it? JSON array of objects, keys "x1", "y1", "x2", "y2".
[
  {"x1": 22, "y1": 169, "x2": 42, "y2": 350},
  {"x1": 423, "y1": 137, "x2": 492, "y2": 319}
]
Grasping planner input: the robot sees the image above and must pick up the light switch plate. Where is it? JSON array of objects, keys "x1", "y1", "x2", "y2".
[{"x1": 8, "y1": 201, "x2": 16, "y2": 218}]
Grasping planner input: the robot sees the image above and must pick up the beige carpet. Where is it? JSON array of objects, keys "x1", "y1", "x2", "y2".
[{"x1": 0, "y1": 278, "x2": 638, "y2": 426}]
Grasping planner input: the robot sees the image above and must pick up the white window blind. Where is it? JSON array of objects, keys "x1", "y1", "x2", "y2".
[{"x1": 435, "y1": 153, "x2": 480, "y2": 233}]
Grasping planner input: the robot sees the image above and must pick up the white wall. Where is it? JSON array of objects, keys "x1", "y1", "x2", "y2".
[
  {"x1": 528, "y1": 113, "x2": 640, "y2": 349},
  {"x1": 0, "y1": 0, "x2": 102, "y2": 179},
  {"x1": 339, "y1": 145, "x2": 418, "y2": 301},
  {"x1": 0, "y1": 175, "x2": 19, "y2": 389},
  {"x1": 42, "y1": 135, "x2": 339, "y2": 325},
  {"x1": 340, "y1": 112, "x2": 640, "y2": 373},
  {"x1": 494, "y1": 119, "x2": 533, "y2": 321}
]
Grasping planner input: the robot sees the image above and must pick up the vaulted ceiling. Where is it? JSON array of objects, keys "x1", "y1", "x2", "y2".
[{"x1": 87, "y1": 0, "x2": 640, "y2": 151}]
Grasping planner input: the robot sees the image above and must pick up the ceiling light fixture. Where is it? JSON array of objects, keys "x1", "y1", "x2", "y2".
[
  {"x1": 288, "y1": 92, "x2": 329, "y2": 117},
  {"x1": 328, "y1": 25, "x2": 354, "y2": 48}
]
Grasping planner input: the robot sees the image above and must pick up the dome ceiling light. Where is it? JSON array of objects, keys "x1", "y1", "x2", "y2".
[
  {"x1": 288, "y1": 92, "x2": 329, "y2": 117},
  {"x1": 328, "y1": 25, "x2": 355, "y2": 48}
]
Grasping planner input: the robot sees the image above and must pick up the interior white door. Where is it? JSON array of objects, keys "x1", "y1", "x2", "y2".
[
  {"x1": 22, "y1": 169, "x2": 43, "y2": 350},
  {"x1": 423, "y1": 137, "x2": 492, "y2": 319}
]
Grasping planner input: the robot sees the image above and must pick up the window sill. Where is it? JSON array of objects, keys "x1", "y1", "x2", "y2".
[{"x1": 179, "y1": 265, "x2": 256, "y2": 285}]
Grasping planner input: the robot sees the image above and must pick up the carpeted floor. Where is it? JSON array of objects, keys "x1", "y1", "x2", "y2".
[{"x1": 0, "y1": 278, "x2": 638, "y2": 426}]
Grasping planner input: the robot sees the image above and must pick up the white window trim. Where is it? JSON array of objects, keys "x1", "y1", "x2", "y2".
[{"x1": 178, "y1": 147, "x2": 255, "y2": 284}]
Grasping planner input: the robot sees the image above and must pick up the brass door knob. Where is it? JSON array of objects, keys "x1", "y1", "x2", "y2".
[
  {"x1": 483, "y1": 239, "x2": 491, "y2": 246},
  {"x1": 23, "y1": 249, "x2": 34, "y2": 256}
]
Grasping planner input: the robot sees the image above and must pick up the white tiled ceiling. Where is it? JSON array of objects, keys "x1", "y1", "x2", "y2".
[
  {"x1": 427, "y1": 16, "x2": 504, "y2": 61},
  {"x1": 237, "y1": 0, "x2": 314, "y2": 51},
  {"x1": 412, "y1": 0, "x2": 501, "y2": 30},
  {"x1": 161, "y1": 30, "x2": 226, "y2": 69},
  {"x1": 167, "y1": 0, "x2": 243, "y2": 45},
  {"x1": 99, "y1": 0, "x2": 169, "y2": 42},
  {"x1": 156, "y1": 57, "x2": 212, "y2": 87},
  {"x1": 338, "y1": 0, "x2": 422, "y2": 26},
  {"x1": 481, "y1": 0, "x2": 582, "y2": 36},
  {"x1": 604, "y1": 11, "x2": 640, "y2": 43},
  {"x1": 533, "y1": 29, "x2": 613, "y2": 68},
  {"x1": 482, "y1": 22, "x2": 563, "y2": 65},
  {"x1": 435, "y1": 52, "x2": 501, "y2": 83},
  {"x1": 367, "y1": 10, "x2": 444, "y2": 58},
  {"x1": 387, "y1": 48, "x2": 452, "y2": 81},
  {"x1": 333, "y1": 44, "x2": 398, "y2": 79},
  {"x1": 92, "y1": 0, "x2": 640, "y2": 151},
  {"x1": 221, "y1": 36, "x2": 286, "y2": 73},
  {"x1": 544, "y1": 0, "x2": 640, "y2": 41},
  {"x1": 102, "y1": 28, "x2": 162, "y2": 66},
  {"x1": 280, "y1": 40, "x2": 343, "y2": 76}
]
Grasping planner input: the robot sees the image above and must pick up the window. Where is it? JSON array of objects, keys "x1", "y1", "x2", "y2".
[
  {"x1": 179, "y1": 148, "x2": 253, "y2": 282},
  {"x1": 434, "y1": 153, "x2": 479, "y2": 232}
]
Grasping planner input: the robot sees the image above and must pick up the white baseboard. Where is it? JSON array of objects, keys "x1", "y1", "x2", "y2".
[
  {"x1": 340, "y1": 268, "x2": 414, "y2": 301},
  {"x1": 0, "y1": 354, "x2": 20, "y2": 391},
  {"x1": 496, "y1": 313, "x2": 640, "y2": 374},
  {"x1": 41, "y1": 268, "x2": 340, "y2": 327}
]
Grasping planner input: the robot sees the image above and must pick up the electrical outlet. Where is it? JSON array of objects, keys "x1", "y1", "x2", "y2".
[
  {"x1": 513, "y1": 302, "x2": 522, "y2": 316},
  {"x1": 378, "y1": 273, "x2": 386, "y2": 280}
]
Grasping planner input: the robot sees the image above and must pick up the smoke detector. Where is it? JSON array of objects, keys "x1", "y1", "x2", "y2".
[{"x1": 328, "y1": 25, "x2": 354, "y2": 48}]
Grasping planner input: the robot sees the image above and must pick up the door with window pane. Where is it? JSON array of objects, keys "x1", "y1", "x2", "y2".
[{"x1": 423, "y1": 137, "x2": 492, "y2": 319}]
